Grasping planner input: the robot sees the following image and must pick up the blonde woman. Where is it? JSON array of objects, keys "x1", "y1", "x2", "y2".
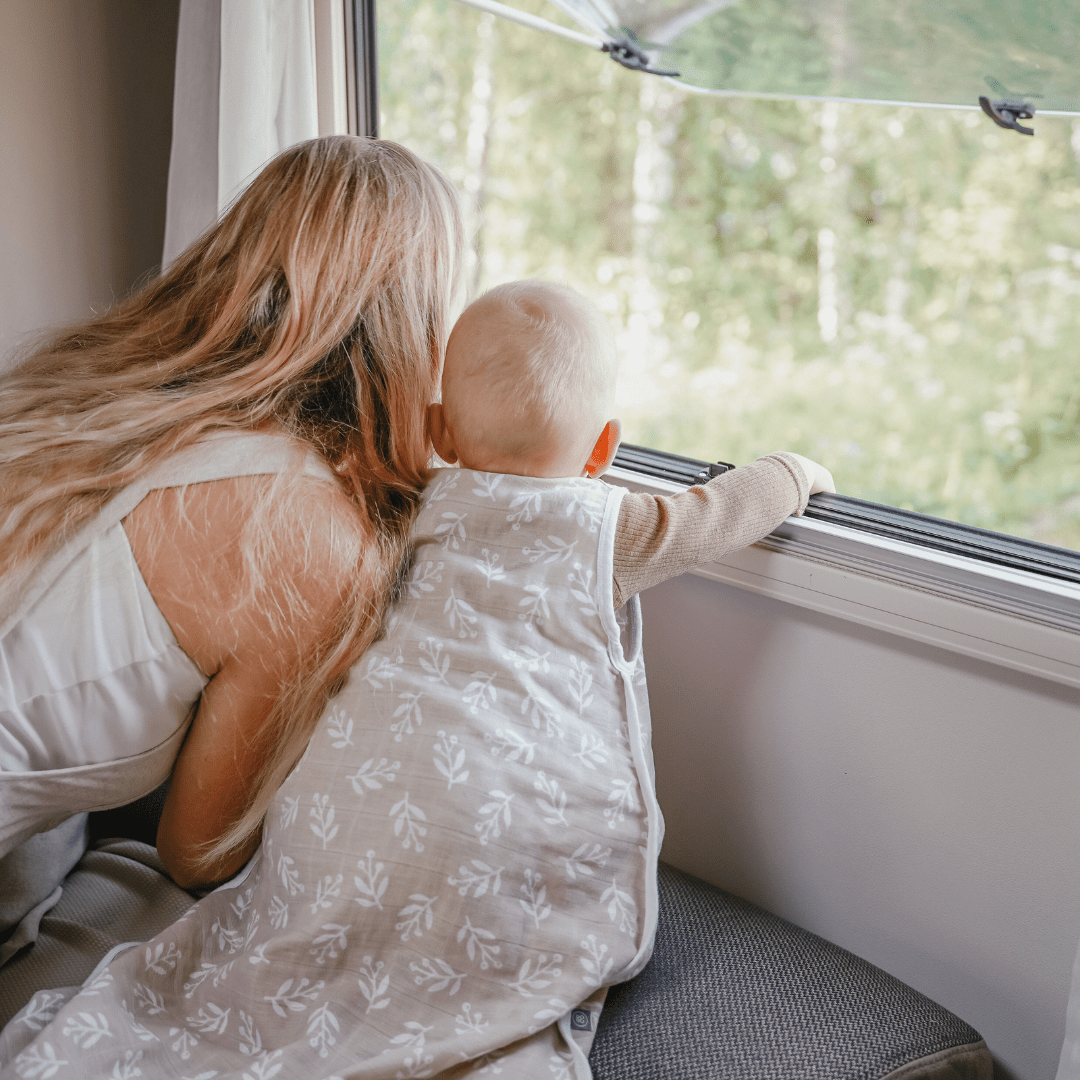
[{"x1": 0, "y1": 136, "x2": 462, "y2": 908}]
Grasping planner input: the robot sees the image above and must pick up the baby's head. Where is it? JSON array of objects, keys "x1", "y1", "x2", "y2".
[{"x1": 430, "y1": 280, "x2": 620, "y2": 478}]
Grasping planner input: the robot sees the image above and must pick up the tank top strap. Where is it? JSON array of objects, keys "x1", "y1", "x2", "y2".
[{"x1": 0, "y1": 431, "x2": 337, "y2": 639}]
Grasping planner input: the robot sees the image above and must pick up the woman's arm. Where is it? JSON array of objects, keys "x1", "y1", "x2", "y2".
[{"x1": 124, "y1": 475, "x2": 366, "y2": 889}]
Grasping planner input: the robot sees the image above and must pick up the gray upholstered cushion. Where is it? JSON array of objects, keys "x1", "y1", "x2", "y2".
[{"x1": 589, "y1": 862, "x2": 992, "y2": 1080}]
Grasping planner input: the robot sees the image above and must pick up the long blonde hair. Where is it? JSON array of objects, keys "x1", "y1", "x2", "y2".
[{"x1": 0, "y1": 135, "x2": 463, "y2": 864}]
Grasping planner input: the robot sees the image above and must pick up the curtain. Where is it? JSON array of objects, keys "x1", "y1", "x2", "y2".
[{"x1": 163, "y1": 0, "x2": 346, "y2": 267}]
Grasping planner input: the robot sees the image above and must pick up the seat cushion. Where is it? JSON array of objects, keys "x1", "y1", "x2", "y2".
[{"x1": 590, "y1": 862, "x2": 992, "y2": 1080}]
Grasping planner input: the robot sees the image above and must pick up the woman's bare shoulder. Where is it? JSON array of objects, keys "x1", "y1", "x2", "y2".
[{"x1": 124, "y1": 473, "x2": 367, "y2": 677}]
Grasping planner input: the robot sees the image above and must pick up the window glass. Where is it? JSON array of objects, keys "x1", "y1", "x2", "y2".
[{"x1": 379, "y1": 0, "x2": 1080, "y2": 551}]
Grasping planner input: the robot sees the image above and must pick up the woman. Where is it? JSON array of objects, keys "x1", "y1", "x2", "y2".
[{"x1": 0, "y1": 135, "x2": 463, "y2": 895}]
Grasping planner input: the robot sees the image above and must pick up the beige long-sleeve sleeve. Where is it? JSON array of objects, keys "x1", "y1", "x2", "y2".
[{"x1": 611, "y1": 452, "x2": 809, "y2": 608}]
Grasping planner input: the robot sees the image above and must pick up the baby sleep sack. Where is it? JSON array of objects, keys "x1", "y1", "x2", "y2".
[{"x1": 0, "y1": 468, "x2": 663, "y2": 1080}]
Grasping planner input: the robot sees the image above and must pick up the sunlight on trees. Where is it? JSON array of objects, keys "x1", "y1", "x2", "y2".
[{"x1": 380, "y1": 0, "x2": 1080, "y2": 550}]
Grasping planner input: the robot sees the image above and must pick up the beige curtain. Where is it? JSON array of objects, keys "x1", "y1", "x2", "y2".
[{"x1": 162, "y1": 0, "x2": 347, "y2": 267}]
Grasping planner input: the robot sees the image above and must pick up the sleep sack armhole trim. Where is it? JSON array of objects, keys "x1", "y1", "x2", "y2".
[{"x1": 596, "y1": 482, "x2": 635, "y2": 674}]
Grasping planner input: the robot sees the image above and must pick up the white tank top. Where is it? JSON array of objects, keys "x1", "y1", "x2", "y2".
[{"x1": 0, "y1": 431, "x2": 336, "y2": 858}]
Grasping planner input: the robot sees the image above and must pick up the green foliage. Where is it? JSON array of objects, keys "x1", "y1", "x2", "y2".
[{"x1": 379, "y1": 0, "x2": 1080, "y2": 550}]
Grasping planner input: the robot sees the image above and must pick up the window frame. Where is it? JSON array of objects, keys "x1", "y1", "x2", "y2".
[{"x1": 360, "y1": 0, "x2": 1080, "y2": 662}]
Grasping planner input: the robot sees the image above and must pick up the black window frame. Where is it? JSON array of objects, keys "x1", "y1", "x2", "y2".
[{"x1": 354, "y1": 0, "x2": 1080, "y2": 592}]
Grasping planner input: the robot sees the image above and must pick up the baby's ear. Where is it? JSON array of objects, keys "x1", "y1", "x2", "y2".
[
  {"x1": 585, "y1": 419, "x2": 622, "y2": 478},
  {"x1": 428, "y1": 403, "x2": 458, "y2": 465}
]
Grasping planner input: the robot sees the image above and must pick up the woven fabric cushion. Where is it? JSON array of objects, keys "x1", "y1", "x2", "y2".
[{"x1": 590, "y1": 863, "x2": 992, "y2": 1080}]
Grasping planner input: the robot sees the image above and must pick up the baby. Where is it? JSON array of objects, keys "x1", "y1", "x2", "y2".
[
  {"x1": 430, "y1": 279, "x2": 833, "y2": 610},
  {"x1": 5, "y1": 281, "x2": 833, "y2": 1080}
]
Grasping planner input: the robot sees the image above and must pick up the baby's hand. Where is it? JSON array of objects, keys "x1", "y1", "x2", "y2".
[{"x1": 783, "y1": 452, "x2": 835, "y2": 497}]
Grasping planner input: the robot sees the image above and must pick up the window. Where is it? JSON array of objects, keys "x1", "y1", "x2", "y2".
[{"x1": 377, "y1": 0, "x2": 1080, "y2": 554}]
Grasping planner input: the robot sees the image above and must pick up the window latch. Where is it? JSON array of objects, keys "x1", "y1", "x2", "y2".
[
  {"x1": 602, "y1": 30, "x2": 680, "y2": 78},
  {"x1": 692, "y1": 461, "x2": 733, "y2": 485},
  {"x1": 978, "y1": 96, "x2": 1035, "y2": 136}
]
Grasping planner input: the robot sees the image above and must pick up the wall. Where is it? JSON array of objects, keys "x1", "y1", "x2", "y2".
[
  {"x1": 643, "y1": 572, "x2": 1080, "y2": 1080},
  {"x1": 0, "y1": 0, "x2": 179, "y2": 368}
]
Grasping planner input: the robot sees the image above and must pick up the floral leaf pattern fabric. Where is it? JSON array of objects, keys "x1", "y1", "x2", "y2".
[{"x1": 0, "y1": 471, "x2": 661, "y2": 1080}]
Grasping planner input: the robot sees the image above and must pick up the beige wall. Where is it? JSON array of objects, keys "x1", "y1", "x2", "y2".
[{"x1": 0, "y1": 0, "x2": 179, "y2": 368}]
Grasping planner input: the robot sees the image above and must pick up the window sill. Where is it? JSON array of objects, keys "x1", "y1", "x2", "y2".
[{"x1": 606, "y1": 463, "x2": 1080, "y2": 692}]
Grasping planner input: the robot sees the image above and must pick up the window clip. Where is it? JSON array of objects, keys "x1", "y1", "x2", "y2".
[
  {"x1": 978, "y1": 96, "x2": 1035, "y2": 136},
  {"x1": 692, "y1": 461, "x2": 733, "y2": 485},
  {"x1": 602, "y1": 30, "x2": 680, "y2": 78}
]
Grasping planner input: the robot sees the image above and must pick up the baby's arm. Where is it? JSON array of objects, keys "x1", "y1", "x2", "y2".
[{"x1": 612, "y1": 452, "x2": 832, "y2": 607}]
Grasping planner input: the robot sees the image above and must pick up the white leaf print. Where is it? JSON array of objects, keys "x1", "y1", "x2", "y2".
[
  {"x1": 471, "y1": 473, "x2": 503, "y2": 499},
  {"x1": 263, "y1": 978, "x2": 324, "y2": 1019},
  {"x1": 568, "y1": 562, "x2": 600, "y2": 615},
  {"x1": 434, "y1": 510, "x2": 468, "y2": 550},
  {"x1": 462, "y1": 671, "x2": 496, "y2": 715},
  {"x1": 276, "y1": 852, "x2": 304, "y2": 895},
  {"x1": 567, "y1": 656, "x2": 595, "y2": 714},
  {"x1": 240, "y1": 1048, "x2": 283, "y2": 1080},
  {"x1": 443, "y1": 589, "x2": 479, "y2": 638},
  {"x1": 433, "y1": 730, "x2": 469, "y2": 789},
  {"x1": 14, "y1": 1041, "x2": 67, "y2": 1078},
  {"x1": 310, "y1": 924, "x2": 350, "y2": 965},
  {"x1": 119, "y1": 1000, "x2": 157, "y2": 1044},
  {"x1": 418, "y1": 638, "x2": 450, "y2": 684},
  {"x1": 325, "y1": 707, "x2": 354, "y2": 748},
  {"x1": 474, "y1": 547, "x2": 506, "y2": 586},
  {"x1": 347, "y1": 756, "x2": 400, "y2": 794},
  {"x1": 182, "y1": 961, "x2": 234, "y2": 998},
  {"x1": 573, "y1": 732, "x2": 608, "y2": 769},
  {"x1": 484, "y1": 727, "x2": 536, "y2": 764},
  {"x1": 108, "y1": 1049, "x2": 144, "y2": 1079},
  {"x1": 79, "y1": 969, "x2": 114, "y2": 996},
  {"x1": 186, "y1": 1003, "x2": 230, "y2": 1035},
  {"x1": 144, "y1": 941, "x2": 181, "y2": 975},
  {"x1": 560, "y1": 842, "x2": 611, "y2": 881},
  {"x1": 268, "y1": 896, "x2": 288, "y2": 930},
  {"x1": 534, "y1": 772, "x2": 569, "y2": 826},
  {"x1": 229, "y1": 888, "x2": 254, "y2": 922},
  {"x1": 309, "y1": 793, "x2": 339, "y2": 848},
  {"x1": 522, "y1": 535, "x2": 577, "y2": 564},
  {"x1": 474, "y1": 790, "x2": 514, "y2": 845},
  {"x1": 424, "y1": 474, "x2": 457, "y2": 504},
  {"x1": 502, "y1": 643, "x2": 551, "y2": 673},
  {"x1": 248, "y1": 943, "x2": 270, "y2": 966},
  {"x1": 565, "y1": 493, "x2": 602, "y2": 532},
  {"x1": 580, "y1": 933, "x2": 615, "y2": 987},
  {"x1": 133, "y1": 984, "x2": 166, "y2": 1017},
  {"x1": 210, "y1": 918, "x2": 244, "y2": 954},
  {"x1": 362, "y1": 653, "x2": 404, "y2": 689},
  {"x1": 387, "y1": 1020, "x2": 433, "y2": 1050},
  {"x1": 456, "y1": 916, "x2": 502, "y2": 970},
  {"x1": 354, "y1": 850, "x2": 388, "y2": 909},
  {"x1": 605, "y1": 778, "x2": 640, "y2": 829},
  {"x1": 506, "y1": 490, "x2": 542, "y2": 529},
  {"x1": 307, "y1": 1002, "x2": 340, "y2": 1058},
  {"x1": 357, "y1": 956, "x2": 391, "y2": 1013},
  {"x1": 391, "y1": 690, "x2": 424, "y2": 740},
  {"x1": 390, "y1": 794, "x2": 428, "y2": 852},
  {"x1": 518, "y1": 869, "x2": 552, "y2": 928},
  {"x1": 395, "y1": 893, "x2": 438, "y2": 943},
  {"x1": 520, "y1": 689, "x2": 564, "y2": 739},
  {"x1": 448, "y1": 861, "x2": 503, "y2": 898},
  {"x1": 309, "y1": 873, "x2": 344, "y2": 915},
  {"x1": 407, "y1": 560, "x2": 444, "y2": 598},
  {"x1": 531, "y1": 997, "x2": 571, "y2": 1025},
  {"x1": 238, "y1": 1010, "x2": 263, "y2": 1055},
  {"x1": 18, "y1": 992, "x2": 65, "y2": 1031},
  {"x1": 548, "y1": 1047, "x2": 575, "y2": 1080},
  {"x1": 518, "y1": 584, "x2": 550, "y2": 625},
  {"x1": 453, "y1": 1002, "x2": 489, "y2": 1036},
  {"x1": 508, "y1": 953, "x2": 563, "y2": 997},
  {"x1": 600, "y1": 878, "x2": 639, "y2": 935},
  {"x1": 409, "y1": 957, "x2": 466, "y2": 996},
  {"x1": 61, "y1": 1010, "x2": 113, "y2": 1048}
]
